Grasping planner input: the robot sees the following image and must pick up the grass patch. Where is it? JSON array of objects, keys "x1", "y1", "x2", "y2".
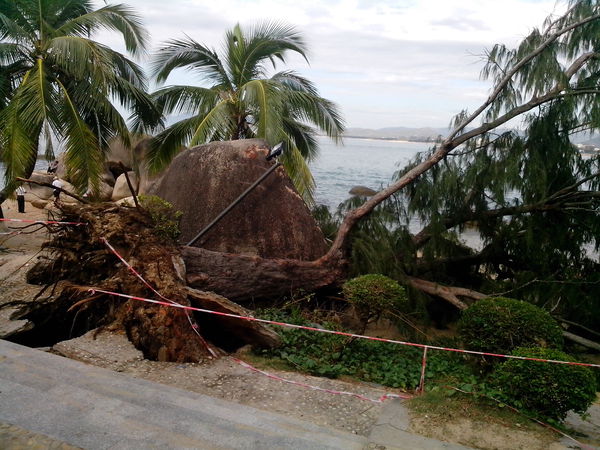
[{"x1": 408, "y1": 389, "x2": 540, "y2": 431}]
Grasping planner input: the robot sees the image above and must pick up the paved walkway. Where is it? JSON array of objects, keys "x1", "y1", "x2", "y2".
[{"x1": 0, "y1": 340, "x2": 469, "y2": 449}]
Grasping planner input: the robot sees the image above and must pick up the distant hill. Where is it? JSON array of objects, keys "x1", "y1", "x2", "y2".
[
  {"x1": 347, "y1": 127, "x2": 600, "y2": 146},
  {"x1": 344, "y1": 127, "x2": 449, "y2": 141}
]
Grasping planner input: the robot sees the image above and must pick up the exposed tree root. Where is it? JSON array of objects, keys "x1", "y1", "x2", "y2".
[{"x1": 23, "y1": 203, "x2": 279, "y2": 362}]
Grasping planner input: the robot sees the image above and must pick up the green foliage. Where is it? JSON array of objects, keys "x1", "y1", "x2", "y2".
[
  {"x1": 491, "y1": 347, "x2": 597, "y2": 421},
  {"x1": 150, "y1": 22, "x2": 344, "y2": 202},
  {"x1": 139, "y1": 195, "x2": 183, "y2": 242},
  {"x1": 0, "y1": 0, "x2": 161, "y2": 198},
  {"x1": 343, "y1": 274, "x2": 408, "y2": 320},
  {"x1": 458, "y1": 297, "x2": 563, "y2": 354},
  {"x1": 257, "y1": 308, "x2": 472, "y2": 389},
  {"x1": 311, "y1": 204, "x2": 339, "y2": 243}
]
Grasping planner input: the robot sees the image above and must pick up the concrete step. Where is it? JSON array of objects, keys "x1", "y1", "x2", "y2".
[
  {"x1": 0, "y1": 339, "x2": 365, "y2": 449},
  {"x1": 0, "y1": 339, "x2": 474, "y2": 449}
]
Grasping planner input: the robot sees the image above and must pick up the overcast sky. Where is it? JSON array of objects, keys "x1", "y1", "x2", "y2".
[{"x1": 97, "y1": 0, "x2": 564, "y2": 129}]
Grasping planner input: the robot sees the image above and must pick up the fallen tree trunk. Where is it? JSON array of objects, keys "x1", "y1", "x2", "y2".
[
  {"x1": 183, "y1": 246, "x2": 345, "y2": 303},
  {"x1": 562, "y1": 331, "x2": 600, "y2": 352}
]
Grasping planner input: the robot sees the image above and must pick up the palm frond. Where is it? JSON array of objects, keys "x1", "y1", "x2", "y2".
[
  {"x1": 55, "y1": 4, "x2": 148, "y2": 56},
  {"x1": 284, "y1": 89, "x2": 345, "y2": 142},
  {"x1": 152, "y1": 36, "x2": 230, "y2": 86},
  {"x1": 225, "y1": 22, "x2": 308, "y2": 86},
  {"x1": 279, "y1": 140, "x2": 315, "y2": 204},
  {"x1": 272, "y1": 70, "x2": 319, "y2": 95},
  {"x1": 56, "y1": 78, "x2": 104, "y2": 193},
  {"x1": 147, "y1": 115, "x2": 206, "y2": 173},
  {"x1": 281, "y1": 117, "x2": 319, "y2": 162},
  {"x1": 153, "y1": 85, "x2": 219, "y2": 116},
  {"x1": 240, "y1": 79, "x2": 283, "y2": 142},
  {"x1": 189, "y1": 99, "x2": 237, "y2": 145},
  {"x1": 0, "y1": 1, "x2": 32, "y2": 42},
  {"x1": 0, "y1": 101, "x2": 38, "y2": 187},
  {"x1": 60, "y1": 75, "x2": 131, "y2": 148}
]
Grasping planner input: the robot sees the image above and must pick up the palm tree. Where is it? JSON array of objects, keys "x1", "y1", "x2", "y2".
[
  {"x1": 0, "y1": 0, "x2": 161, "y2": 200},
  {"x1": 150, "y1": 22, "x2": 344, "y2": 201}
]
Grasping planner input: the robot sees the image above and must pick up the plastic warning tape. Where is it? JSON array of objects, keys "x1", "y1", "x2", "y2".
[
  {"x1": 100, "y1": 238, "x2": 217, "y2": 357},
  {"x1": 0, "y1": 218, "x2": 86, "y2": 226},
  {"x1": 233, "y1": 357, "x2": 410, "y2": 403},
  {"x1": 85, "y1": 288, "x2": 600, "y2": 370}
]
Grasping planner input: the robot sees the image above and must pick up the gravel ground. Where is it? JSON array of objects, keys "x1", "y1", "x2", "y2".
[
  {"x1": 0, "y1": 422, "x2": 80, "y2": 450},
  {"x1": 52, "y1": 329, "x2": 399, "y2": 437}
]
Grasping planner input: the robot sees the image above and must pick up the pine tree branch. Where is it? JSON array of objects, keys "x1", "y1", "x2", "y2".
[
  {"x1": 405, "y1": 276, "x2": 487, "y2": 310},
  {"x1": 324, "y1": 10, "x2": 600, "y2": 263},
  {"x1": 562, "y1": 331, "x2": 600, "y2": 351},
  {"x1": 448, "y1": 13, "x2": 600, "y2": 140},
  {"x1": 411, "y1": 182, "x2": 600, "y2": 249}
]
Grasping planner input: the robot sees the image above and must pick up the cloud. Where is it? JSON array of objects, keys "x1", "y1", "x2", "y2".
[{"x1": 93, "y1": 0, "x2": 565, "y2": 128}]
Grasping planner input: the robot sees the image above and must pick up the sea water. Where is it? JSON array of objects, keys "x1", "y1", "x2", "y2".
[
  {"x1": 1, "y1": 137, "x2": 431, "y2": 205},
  {"x1": 310, "y1": 136, "x2": 431, "y2": 209}
]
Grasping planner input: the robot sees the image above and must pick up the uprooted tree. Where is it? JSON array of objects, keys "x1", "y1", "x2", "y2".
[
  {"x1": 9, "y1": 1, "x2": 600, "y2": 360},
  {"x1": 183, "y1": 1, "x2": 600, "y2": 305}
]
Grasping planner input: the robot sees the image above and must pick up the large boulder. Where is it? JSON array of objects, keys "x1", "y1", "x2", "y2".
[
  {"x1": 349, "y1": 185, "x2": 377, "y2": 197},
  {"x1": 133, "y1": 138, "x2": 164, "y2": 195},
  {"x1": 153, "y1": 139, "x2": 329, "y2": 260},
  {"x1": 94, "y1": 181, "x2": 114, "y2": 202},
  {"x1": 106, "y1": 137, "x2": 135, "y2": 169},
  {"x1": 111, "y1": 172, "x2": 138, "y2": 201},
  {"x1": 24, "y1": 171, "x2": 54, "y2": 201}
]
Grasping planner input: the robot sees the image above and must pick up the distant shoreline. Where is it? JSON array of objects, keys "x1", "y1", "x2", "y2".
[{"x1": 340, "y1": 135, "x2": 441, "y2": 144}]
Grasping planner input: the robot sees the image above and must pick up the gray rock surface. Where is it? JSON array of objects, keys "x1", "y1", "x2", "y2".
[
  {"x1": 153, "y1": 139, "x2": 328, "y2": 260},
  {"x1": 111, "y1": 171, "x2": 138, "y2": 201},
  {"x1": 349, "y1": 185, "x2": 378, "y2": 196}
]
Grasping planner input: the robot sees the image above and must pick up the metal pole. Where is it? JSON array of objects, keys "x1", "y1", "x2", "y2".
[{"x1": 186, "y1": 162, "x2": 282, "y2": 247}]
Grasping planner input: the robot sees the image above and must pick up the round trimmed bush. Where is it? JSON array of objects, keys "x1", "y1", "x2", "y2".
[
  {"x1": 343, "y1": 274, "x2": 408, "y2": 318},
  {"x1": 492, "y1": 347, "x2": 597, "y2": 420},
  {"x1": 458, "y1": 297, "x2": 563, "y2": 354}
]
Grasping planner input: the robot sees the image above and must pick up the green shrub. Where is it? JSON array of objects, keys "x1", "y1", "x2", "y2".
[
  {"x1": 458, "y1": 297, "x2": 563, "y2": 354},
  {"x1": 492, "y1": 347, "x2": 597, "y2": 421},
  {"x1": 139, "y1": 195, "x2": 183, "y2": 242},
  {"x1": 256, "y1": 308, "x2": 472, "y2": 389},
  {"x1": 343, "y1": 274, "x2": 408, "y2": 320}
]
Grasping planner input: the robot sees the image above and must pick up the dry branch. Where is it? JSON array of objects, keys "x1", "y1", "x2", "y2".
[{"x1": 17, "y1": 177, "x2": 88, "y2": 204}]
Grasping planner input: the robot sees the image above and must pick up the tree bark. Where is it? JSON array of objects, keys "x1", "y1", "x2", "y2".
[
  {"x1": 562, "y1": 331, "x2": 600, "y2": 352},
  {"x1": 405, "y1": 276, "x2": 487, "y2": 310},
  {"x1": 182, "y1": 246, "x2": 346, "y2": 303}
]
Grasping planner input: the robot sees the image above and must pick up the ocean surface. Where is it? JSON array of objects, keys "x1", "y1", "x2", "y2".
[
  {"x1": 310, "y1": 136, "x2": 431, "y2": 209},
  {"x1": 1, "y1": 137, "x2": 431, "y2": 208}
]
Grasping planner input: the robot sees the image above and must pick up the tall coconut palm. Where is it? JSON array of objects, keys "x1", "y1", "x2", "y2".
[
  {"x1": 150, "y1": 22, "x2": 344, "y2": 201},
  {"x1": 0, "y1": 0, "x2": 161, "y2": 200}
]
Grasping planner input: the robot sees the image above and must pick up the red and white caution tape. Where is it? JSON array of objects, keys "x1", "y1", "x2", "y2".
[
  {"x1": 94, "y1": 238, "x2": 600, "y2": 408},
  {"x1": 101, "y1": 238, "x2": 217, "y2": 357},
  {"x1": 0, "y1": 218, "x2": 86, "y2": 226},
  {"x1": 85, "y1": 287, "x2": 600, "y2": 370},
  {"x1": 233, "y1": 358, "x2": 410, "y2": 403}
]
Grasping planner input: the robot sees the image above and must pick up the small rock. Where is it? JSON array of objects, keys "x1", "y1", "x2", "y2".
[{"x1": 349, "y1": 185, "x2": 377, "y2": 196}]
